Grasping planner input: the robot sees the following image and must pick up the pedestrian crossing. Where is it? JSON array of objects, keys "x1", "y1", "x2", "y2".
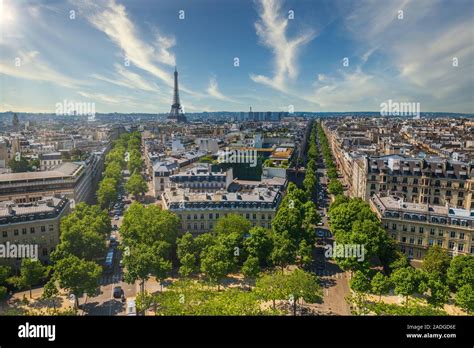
[
  {"x1": 314, "y1": 269, "x2": 349, "y2": 278},
  {"x1": 100, "y1": 274, "x2": 122, "y2": 285}
]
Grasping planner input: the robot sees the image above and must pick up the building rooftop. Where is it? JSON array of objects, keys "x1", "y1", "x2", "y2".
[{"x1": 0, "y1": 162, "x2": 83, "y2": 183}]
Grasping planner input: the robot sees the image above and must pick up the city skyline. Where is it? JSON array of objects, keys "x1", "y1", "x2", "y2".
[{"x1": 1, "y1": 0, "x2": 473, "y2": 114}]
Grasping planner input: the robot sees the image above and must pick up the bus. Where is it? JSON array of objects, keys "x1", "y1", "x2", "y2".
[{"x1": 104, "y1": 248, "x2": 115, "y2": 274}]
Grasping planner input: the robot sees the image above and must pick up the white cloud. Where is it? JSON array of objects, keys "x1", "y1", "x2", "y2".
[
  {"x1": 92, "y1": 63, "x2": 158, "y2": 92},
  {"x1": 206, "y1": 77, "x2": 237, "y2": 102},
  {"x1": 77, "y1": 0, "x2": 175, "y2": 87},
  {"x1": 0, "y1": 50, "x2": 84, "y2": 88},
  {"x1": 250, "y1": 0, "x2": 316, "y2": 92}
]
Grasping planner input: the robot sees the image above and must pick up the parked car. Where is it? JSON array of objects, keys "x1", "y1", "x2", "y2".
[
  {"x1": 114, "y1": 215, "x2": 120, "y2": 220},
  {"x1": 113, "y1": 286, "x2": 123, "y2": 299},
  {"x1": 317, "y1": 230, "x2": 325, "y2": 238},
  {"x1": 112, "y1": 224, "x2": 118, "y2": 230}
]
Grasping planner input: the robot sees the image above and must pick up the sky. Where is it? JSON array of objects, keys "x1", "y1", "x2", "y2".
[{"x1": 0, "y1": 0, "x2": 473, "y2": 114}]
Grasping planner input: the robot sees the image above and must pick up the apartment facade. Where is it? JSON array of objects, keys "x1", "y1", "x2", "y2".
[
  {"x1": 370, "y1": 194, "x2": 473, "y2": 260},
  {"x1": 162, "y1": 186, "x2": 282, "y2": 234},
  {"x1": 0, "y1": 195, "x2": 71, "y2": 268}
]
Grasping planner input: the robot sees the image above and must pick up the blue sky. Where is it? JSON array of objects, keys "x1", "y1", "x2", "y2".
[{"x1": 0, "y1": 0, "x2": 473, "y2": 113}]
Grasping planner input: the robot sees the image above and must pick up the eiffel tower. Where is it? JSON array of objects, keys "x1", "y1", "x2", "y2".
[{"x1": 167, "y1": 67, "x2": 187, "y2": 123}]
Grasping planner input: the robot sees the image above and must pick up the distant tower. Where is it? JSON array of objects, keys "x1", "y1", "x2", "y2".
[
  {"x1": 167, "y1": 67, "x2": 187, "y2": 123},
  {"x1": 12, "y1": 113, "x2": 19, "y2": 131}
]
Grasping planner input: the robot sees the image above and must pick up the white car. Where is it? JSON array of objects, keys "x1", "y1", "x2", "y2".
[
  {"x1": 114, "y1": 215, "x2": 120, "y2": 220},
  {"x1": 317, "y1": 222, "x2": 324, "y2": 226},
  {"x1": 127, "y1": 299, "x2": 137, "y2": 316}
]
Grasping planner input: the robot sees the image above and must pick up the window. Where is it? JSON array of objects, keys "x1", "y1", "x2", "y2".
[
  {"x1": 419, "y1": 227, "x2": 424, "y2": 233},
  {"x1": 30, "y1": 227, "x2": 35, "y2": 234},
  {"x1": 22, "y1": 228, "x2": 27, "y2": 235},
  {"x1": 450, "y1": 231, "x2": 456, "y2": 238},
  {"x1": 209, "y1": 213, "x2": 213, "y2": 219},
  {"x1": 42, "y1": 248, "x2": 48, "y2": 256},
  {"x1": 401, "y1": 237, "x2": 407, "y2": 243},
  {"x1": 417, "y1": 238, "x2": 423, "y2": 245},
  {"x1": 216, "y1": 213, "x2": 219, "y2": 219},
  {"x1": 409, "y1": 238, "x2": 414, "y2": 244},
  {"x1": 2, "y1": 231, "x2": 7, "y2": 238},
  {"x1": 49, "y1": 225, "x2": 54, "y2": 231},
  {"x1": 253, "y1": 214, "x2": 257, "y2": 220},
  {"x1": 402, "y1": 225, "x2": 407, "y2": 232},
  {"x1": 200, "y1": 214, "x2": 204, "y2": 219},
  {"x1": 392, "y1": 223, "x2": 397, "y2": 230},
  {"x1": 448, "y1": 241, "x2": 455, "y2": 249},
  {"x1": 41, "y1": 226, "x2": 46, "y2": 232},
  {"x1": 429, "y1": 239, "x2": 434, "y2": 246},
  {"x1": 458, "y1": 244, "x2": 464, "y2": 252},
  {"x1": 459, "y1": 233, "x2": 464, "y2": 240},
  {"x1": 194, "y1": 214, "x2": 197, "y2": 220},
  {"x1": 437, "y1": 240, "x2": 443, "y2": 247},
  {"x1": 14, "y1": 229, "x2": 19, "y2": 236},
  {"x1": 430, "y1": 228, "x2": 435, "y2": 235}
]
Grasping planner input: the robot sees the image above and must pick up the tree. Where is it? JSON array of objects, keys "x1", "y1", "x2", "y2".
[
  {"x1": 390, "y1": 267, "x2": 421, "y2": 305},
  {"x1": 123, "y1": 244, "x2": 157, "y2": 296},
  {"x1": 121, "y1": 203, "x2": 180, "y2": 259},
  {"x1": 153, "y1": 257, "x2": 172, "y2": 292},
  {"x1": 297, "y1": 239, "x2": 313, "y2": 269},
  {"x1": 270, "y1": 231, "x2": 296, "y2": 271},
  {"x1": 17, "y1": 259, "x2": 46, "y2": 298},
  {"x1": 52, "y1": 203, "x2": 109, "y2": 261},
  {"x1": 241, "y1": 255, "x2": 260, "y2": 289},
  {"x1": 419, "y1": 273, "x2": 450, "y2": 308},
  {"x1": 350, "y1": 270, "x2": 371, "y2": 293},
  {"x1": 328, "y1": 178, "x2": 343, "y2": 196},
  {"x1": 447, "y1": 255, "x2": 474, "y2": 290},
  {"x1": 282, "y1": 269, "x2": 322, "y2": 316},
  {"x1": 127, "y1": 149, "x2": 142, "y2": 175},
  {"x1": 104, "y1": 161, "x2": 122, "y2": 182},
  {"x1": 97, "y1": 177, "x2": 118, "y2": 209},
  {"x1": 41, "y1": 281, "x2": 60, "y2": 310},
  {"x1": 177, "y1": 232, "x2": 197, "y2": 259},
  {"x1": 389, "y1": 253, "x2": 410, "y2": 272},
  {"x1": 200, "y1": 244, "x2": 232, "y2": 290},
  {"x1": 125, "y1": 172, "x2": 147, "y2": 200},
  {"x1": 455, "y1": 284, "x2": 474, "y2": 314},
  {"x1": 421, "y1": 246, "x2": 450, "y2": 278},
  {"x1": 53, "y1": 255, "x2": 101, "y2": 309},
  {"x1": 213, "y1": 214, "x2": 252, "y2": 240},
  {"x1": 179, "y1": 253, "x2": 198, "y2": 278},
  {"x1": 256, "y1": 271, "x2": 285, "y2": 310},
  {"x1": 371, "y1": 272, "x2": 391, "y2": 301},
  {"x1": 0, "y1": 265, "x2": 11, "y2": 300},
  {"x1": 8, "y1": 156, "x2": 31, "y2": 173},
  {"x1": 135, "y1": 291, "x2": 154, "y2": 315},
  {"x1": 243, "y1": 226, "x2": 273, "y2": 266},
  {"x1": 330, "y1": 194, "x2": 350, "y2": 211}
]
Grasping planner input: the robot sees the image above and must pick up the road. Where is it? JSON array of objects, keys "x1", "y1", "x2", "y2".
[{"x1": 307, "y1": 136, "x2": 351, "y2": 315}]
